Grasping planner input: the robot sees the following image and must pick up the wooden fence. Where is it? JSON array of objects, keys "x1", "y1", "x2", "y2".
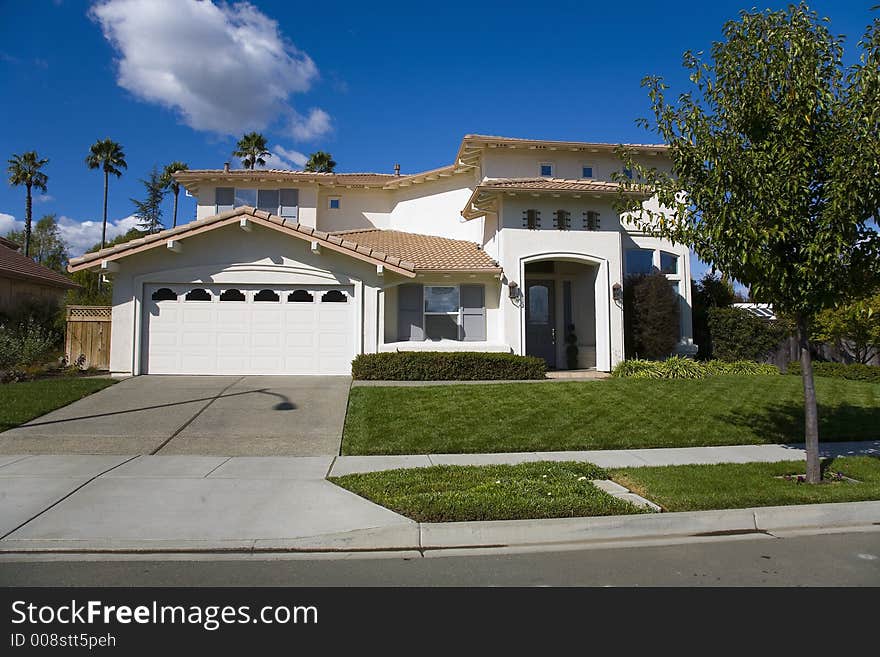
[{"x1": 65, "y1": 305, "x2": 112, "y2": 371}]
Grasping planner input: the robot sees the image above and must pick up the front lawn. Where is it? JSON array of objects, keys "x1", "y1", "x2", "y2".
[
  {"x1": 611, "y1": 456, "x2": 880, "y2": 511},
  {"x1": 342, "y1": 375, "x2": 880, "y2": 454},
  {"x1": 0, "y1": 377, "x2": 116, "y2": 432},
  {"x1": 331, "y1": 461, "x2": 647, "y2": 522}
]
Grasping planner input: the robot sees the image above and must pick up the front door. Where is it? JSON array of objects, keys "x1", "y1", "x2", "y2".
[{"x1": 525, "y1": 280, "x2": 556, "y2": 368}]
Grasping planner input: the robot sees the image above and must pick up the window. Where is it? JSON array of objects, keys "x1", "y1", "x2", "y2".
[
  {"x1": 152, "y1": 287, "x2": 177, "y2": 301},
  {"x1": 660, "y1": 251, "x2": 679, "y2": 275},
  {"x1": 280, "y1": 188, "x2": 299, "y2": 218},
  {"x1": 424, "y1": 286, "x2": 459, "y2": 313},
  {"x1": 584, "y1": 211, "x2": 600, "y2": 231},
  {"x1": 328, "y1": 197, "x2": 340, "y2": 210},
  {"x1": 254, "y1": 289, "x2": 279, "y2": 302},
  {"x1": 625, "y1": 249, "x2": 655, "y2": 275},
  {"x1": 539, "y1": 162, "x2": 554, "y2": 177},
  {"x1": 216, "y1": 187, "x2": 234, "y2": 213},
  {"x1": 219, "y1": 289, "x2": 245, "y2": 301},
  {"x1": 522, "y1": 209, "x2": 541, "y2": 229},
  {"x1": 234, "y1": 188, "x2": 257, "y2": 208},
  {"x1": 424, "y1": 285, "x2": 460, "y2": 341},
  {"x1": 397, "y1": 284, "x2": 485, "y2": 342},
  {"x1": 257, "y1": 189, "x2": 279, "y2": 214},
  {"x1": 321, "y1": 290, "x2": 347, "y2": 303},
  {"x1": 581, "y1": 165, "x2": 594, "y2": 179},
  {"x1": 622, "y1": 167, "x2": 634, "y2": 180},
  {"x1": 288, "y1": 289, "x2": 313, "y2": 302},
  {"x1": 185, "y1": 288, "x2": 211, "y2": 301},
  {"x1": 553, "y1": 209, "x2": 571, "y2": 230}
]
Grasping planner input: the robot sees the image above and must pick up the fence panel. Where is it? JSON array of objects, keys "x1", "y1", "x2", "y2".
[{"x1": 65, "y1": 306, "x2": 112, "y2": 371}]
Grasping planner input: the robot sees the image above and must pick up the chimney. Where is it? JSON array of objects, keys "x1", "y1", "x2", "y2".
[
  {"x1": 394, "y1": 163, "x2": 400, "y2": 176},
  {"x1": 223, "y1": 162, "x2": 230, "y2": 173}
]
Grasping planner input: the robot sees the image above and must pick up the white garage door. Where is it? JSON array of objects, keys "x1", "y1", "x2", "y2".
[{"x1": 142, "y1": 284, "x2": 356, "y2": 375}]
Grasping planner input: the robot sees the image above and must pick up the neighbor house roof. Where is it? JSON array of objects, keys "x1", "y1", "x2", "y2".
[
  {"x1": 67, "y1": 206, "x2": 501, "y2": 277},
  {"x1": 0, "y1": 241, "x2": 80, "y2": 289},
  {"x1": 329, "y1": 229, "x2": 501, "y2": 273}
]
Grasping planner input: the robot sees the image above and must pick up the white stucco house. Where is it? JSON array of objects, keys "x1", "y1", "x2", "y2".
[{"x1": 68, "y1": 134, "x2": 694, "y2": 376}]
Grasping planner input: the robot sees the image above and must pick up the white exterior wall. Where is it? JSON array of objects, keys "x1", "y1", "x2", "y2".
[
  {"x1": 315, "y1": 187, "x2": 392, "y2": 232},
  {"x1": 480, "y1": 149, "x2": 666, "y2": 181},
  {"x1": 387, "y1": 175, "x2": 482, "y2": 242},
  {"x1": 108, "y1": 222, "x2": 395, "y2": 375}
]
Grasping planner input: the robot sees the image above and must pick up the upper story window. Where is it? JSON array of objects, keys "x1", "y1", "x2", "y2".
[
  {"x1": 539, "y1": 162, "x2": 554, "y2": 177},
  {"x1": 584, "y1": 211, "x2": 600, "y2": 231},
  {"x1": 328, "y1": 197, "x2": 341, "y2": 210},
  {"x1": 522, "y1": 209, "x2": 541, "y2": 229},
  {"x1": 216, "y1": 187, "x2": 298, "y2": 219},
  {"x1": 625, "y1": 249, "x2": 655, "y2": 275},
  {"x1": 581, "y1": 165, "x2": 594, "y2": 179},
  {"x1": 660, "y1": 251, "x2": 679, "y2": 275},
  {"x1": 553, "y1": 209, "x2": 571, "y2": 230},
  {"x1": 622, "y1": 167, "x2": 634, "y2": 180}
]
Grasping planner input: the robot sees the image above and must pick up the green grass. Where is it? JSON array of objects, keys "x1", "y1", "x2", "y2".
[
  {"x1": 611, "y1": 456, "x2": 880, "y2": 512},
  {"x1": 0, "y1": 377, "x2": 116, "y2": 432},
  {"x1": 342, "y1": 375, "x2": 880, "y2": 455},
  {"x1": 331, "y1": 461, "x2": 648, "y2": 522}
]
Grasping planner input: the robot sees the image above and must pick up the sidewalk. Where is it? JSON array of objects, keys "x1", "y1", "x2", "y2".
[{"x1": 0, "y1": 441, "x2": 877, "y2": 555}]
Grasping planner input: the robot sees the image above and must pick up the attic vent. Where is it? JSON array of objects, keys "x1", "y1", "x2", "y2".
[
  {"x1": 584, "y1": 211, "x2": 600, "y2": 231},
  {"x1": 553, "y1": 209, "x2": 571, "y2": 230},
  {"x1": 522, "y1": 209, "x2": 541, "y2": 230}
]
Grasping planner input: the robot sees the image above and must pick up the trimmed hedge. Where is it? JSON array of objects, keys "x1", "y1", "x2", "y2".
[
  {"x1": 351, "y1": 351, "x2": 547, "y2": 381},
  {"x1": 612, "y1": 356, "x2": 780, "y2": 379},
  {"x1": 708, "y1": 307, "x2": 792, "y2": 362},
  {"x1": 788, "y1": 360, "x2": 880, "y2": 383}
]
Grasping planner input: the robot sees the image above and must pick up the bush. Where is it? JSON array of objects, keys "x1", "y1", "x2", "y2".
[
  {"x1": 351, "y1": 351, "x2": 546, "y2": 381},
  {"x1": 612, "y1": 356, "x2": 779, "y2": 379},
  {"x1": 708, "y1": 307, "x2": 792, "y2": 361},
  {"x1": 624, "y1": 273, "x2": 680, "y2": 360},
  {"x1": 787, "y1": 360, "x2": 880, "y2": 383},
  {"x1": 0, "y1": 318, "x2": 61, "y2": 370}
]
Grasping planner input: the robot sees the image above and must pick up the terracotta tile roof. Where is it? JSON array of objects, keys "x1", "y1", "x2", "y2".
[
  {"x1": 329, "y1": 229, "x2": 500, "y2": 272},
  {"x1": 479, "y1": 177, "x2": 628, "y2": 192},
  {"x1": 461, "y1": 134, "x2": 669, "y2": 151},
  {"x1": 0, "y1": 242, "x2": 80, "y2": 289},
  {"x1": 68, "y1": 207, "x2": 500, "y2": 276}
]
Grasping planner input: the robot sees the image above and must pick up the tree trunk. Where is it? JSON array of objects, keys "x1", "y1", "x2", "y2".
[
  {"x1": 101, "y1": 170, "x2": 109, "y2": 250},
  {"x1": 24, "y1": 183, "x2": 32, "y2": 258},
  {"x1": 798, "y1": 314, "x2": 821, "y2": 483},
  {"x1": 172, "y1": 189, "x2": 179, "y2": 228}
]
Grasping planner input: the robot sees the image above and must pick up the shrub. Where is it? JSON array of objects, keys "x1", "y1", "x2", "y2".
[
  {"x1": 707, "y1": 307, "x2": 792, "y2": 362},
  {"x1": 351, "y1": 351, "x2": 546, "y2": 381},
  {"x1": 787, "y1": 360, "x2": 880, "y2": 383},
  {"x1": 0, "y1": 318, "x2": 61, "y2": 370},
  {"x1": 624, "y1": 273, "x2": 680, "y2": 360},
  {"x1": 612, "y1": 357, "x2": 779, "y2": 379}
]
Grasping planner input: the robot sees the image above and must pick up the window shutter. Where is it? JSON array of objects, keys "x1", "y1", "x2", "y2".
[
  {"x1": 460, "y1": 284, "x2": 486, "y2": 342},
  {"x1": 397, "y1": 284, "x2": 424, "y2": 341},
  {"x1": 216, "y1": 187, "x2": 234, "y2": 212}
]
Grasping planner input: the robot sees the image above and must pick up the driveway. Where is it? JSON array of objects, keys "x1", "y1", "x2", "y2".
[{"x1": 0, "y1": 376, "x2": 352, "y2": 456}]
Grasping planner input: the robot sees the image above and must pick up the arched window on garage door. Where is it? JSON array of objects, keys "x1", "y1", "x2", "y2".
[
  {"x1": 321, "y1": 290, "x2": 347, "y2": 303},
  {"x1": 151, "y1": 287, "x2": 177, "y2": 301},
  {"x1": 185, "y1": 288, "x2": 211, "y2": 301},
  {"x1": 288, "y1": 289, "x2": 314, "y2": 302},
  {"x1": 219, "y1": 289, "x2": 246, "y2": 301},
  {"x1": 254, "y1": 289, "x2": 280, "y2": 302}
]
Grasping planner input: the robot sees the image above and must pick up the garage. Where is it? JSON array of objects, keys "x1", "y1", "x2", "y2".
[{"x1": 142, "y1": 284, "x2": 356, "y2": 375}]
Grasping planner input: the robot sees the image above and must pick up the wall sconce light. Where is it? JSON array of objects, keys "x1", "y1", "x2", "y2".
[
  {"x1": 612, "y1": 282, "x2": 623, "y2": 302},
  {"x1": 508, "y1": 281, "x2": 519, "y2": 299}
]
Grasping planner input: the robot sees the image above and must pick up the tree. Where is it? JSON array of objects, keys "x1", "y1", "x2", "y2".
[
  {"x1": 623, "y1": 273, "x2": 680, "y2": 360},
  {"x1": 85, "y1": 138, "x2": 127, "y2": 251},
  {"x1": 6, "y1": 151, "x2": 49, "y2": 257},
  {"x1": 132, "y1": 166, "x2": 165, "y2": 234},
  {"x1": 812, "y1": 293, "x2": 880, "y2": 364},
  {"x1": 67, "y1": 228, "x2": 143, "y2": 306},
  {"x1": 6, "y1": 214, "x2": 68, "y2": 272},
  {"x1": 614, "y1": 4, "x2": 880, "y2": 483},
  {"x1": 304, "y1": 151, "x2": 336, "y2": 173},
  {"x1": 233, "y1": 132, "x2": 269, "y2": 169},
  {"x1": 160, "y1": 161, "x2": 188, "y2": 228},
  {"x1": 691, "y1": 272, "x2": 738, "y2": 359}
]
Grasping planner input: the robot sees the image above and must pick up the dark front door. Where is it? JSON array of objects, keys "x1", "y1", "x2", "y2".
[{"x1": 525, "y1": 280, "x2": 556, "y2": 368}]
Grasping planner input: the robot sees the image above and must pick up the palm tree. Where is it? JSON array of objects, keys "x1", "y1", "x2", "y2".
[
  {"x1": 304, "y1": 151, "x2": 336, "y2": 173},
  {"x1": 85, "y1": 139, "x2": 127, "y2": 250},
  {"x1": 6, "y1": 151, "x2": 49, "y2": 257},
  {"x1": 232, "y1": 132, "x2": 270, "y2": 169},
  {"x1": 160, "y1": 161, "x2": 188, "y2": 228}
]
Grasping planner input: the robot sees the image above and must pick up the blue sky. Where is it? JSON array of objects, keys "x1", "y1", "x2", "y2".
[{"x1": 0, "y1": 0, "x2": 874, "y2": 262}]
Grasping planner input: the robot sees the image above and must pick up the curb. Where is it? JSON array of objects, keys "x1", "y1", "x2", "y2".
[{"x1": 1, "y1": 501, "x2": 878, "y2": 556}]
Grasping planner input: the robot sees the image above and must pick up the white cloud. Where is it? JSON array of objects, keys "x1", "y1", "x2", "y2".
[
  {"x1": 264, "y1": 146, "x2": 308, "y2": 170},
  {"x1": 35, "y1": 194, "x2": 54, "y2": 204},
  {"x1": 90, "y1": 0, "x2": 321, "y2": 136},
  {"x1": 57, "y1": 214, "x2": 141, "y2": 256},
  {"x1": 289, "y1": 108, "x2": 332, "y2": 141},
  {"x1": 0, "y1": 212, "x2": 24, "y2": 236}
]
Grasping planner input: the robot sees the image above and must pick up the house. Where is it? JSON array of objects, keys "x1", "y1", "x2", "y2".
[
  {"x1": 67, "y1": 134, "x2": 694, "y2": 376},
  {"x1": 0, "y1": 236, "x2": 79, "y2": 315}
]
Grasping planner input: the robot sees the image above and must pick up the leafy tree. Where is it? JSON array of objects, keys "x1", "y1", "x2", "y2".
[
  {"x1": 132, "y1": 166, "x2": 165, "y2": 234},
  {"x1": 85, "y1": 138, "x2": 127, "y2": 251},
  {"x1": 623, "y1": 273, "x2": 680, "y2": 359},
  {"x1": 6, "y1": 151, "x2": 49, "y2": 257},
  {"x1": 233, "y1": 132, "x2": 270, "y2": 170},
  {"x1": 160, "y1": 161, "x2": 188, "y2": 228},
  {"x1": 304, "y1": 151, "x2": 336, "y2": 173},
  {"x1": 691, "y1": 272, "x2": 738, "y2": 358},
  {"x1": 6, "y1": 214, "x2": 68, "y2": 272},
  {"x1": 812, "y1": 293, "x2": 880, "y2": 364},
  {"x1": 67, "y1": 228, "x2": 144, "y2": 306},
  {"x1": 614, "y1": 4, "x2": 880, "y2": 483}
]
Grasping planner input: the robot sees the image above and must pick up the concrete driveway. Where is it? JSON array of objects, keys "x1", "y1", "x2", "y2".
[{"x1": 0, "y1": 376, "x2": 352, "y2": 456}]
